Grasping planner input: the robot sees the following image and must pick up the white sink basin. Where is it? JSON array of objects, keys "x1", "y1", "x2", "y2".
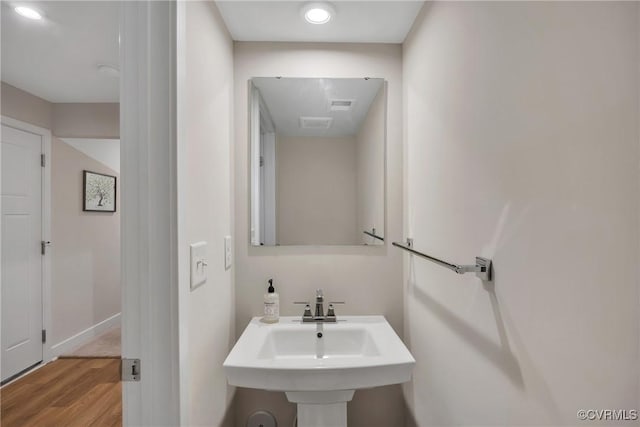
[
  {"x1": 224, "y1": 316, "x2": 415, "y2": 419},
  {"x1": 257, "y1": 325, "x2": 380, "y2": 360}
]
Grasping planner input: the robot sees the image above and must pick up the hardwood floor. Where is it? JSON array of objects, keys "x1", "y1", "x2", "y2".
[{"x1": 1, "y1": 358, "x2": 121, "y2": 427}]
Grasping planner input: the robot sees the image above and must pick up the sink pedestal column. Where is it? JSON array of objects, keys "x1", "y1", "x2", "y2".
[{"x1": 285, "y1": 390, "x2": 355, "y2": 427}]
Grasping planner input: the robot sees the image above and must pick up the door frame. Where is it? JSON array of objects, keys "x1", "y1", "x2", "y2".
[
  {"x1": 120, "y1": 1, "x2": 180, "y2": 425},
  {"x1": 0, "y1": 115, "x2": 52, "y2": 366},
  {"x1": 1, "y1": 2, "x2": 181, "y2": 423}
]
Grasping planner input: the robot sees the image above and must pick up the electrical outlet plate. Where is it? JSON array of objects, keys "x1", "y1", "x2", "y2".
[
  {"x1": 190, "y1": 241, "x2": 207, "y2": 290},
  {"x1": 224, "y1": 236, "x2": 232, "y2": 270}
]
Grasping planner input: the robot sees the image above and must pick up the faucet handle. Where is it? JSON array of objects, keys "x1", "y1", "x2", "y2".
[
  {"x1": 326, "y1": 302, "x2": 345, "y2": 319},
  {"x1": 326, "y1": 304, "x2": 336, "y2": 318},
  {"x1": 328, "y1": 301, "x2": 347, "y2": 316},
  {"x1": 303, "y1": 305, "x2": 313, "y2": 318},
  {"x1": 294, "y1": 301, "x2": 313, "y2": 319}
]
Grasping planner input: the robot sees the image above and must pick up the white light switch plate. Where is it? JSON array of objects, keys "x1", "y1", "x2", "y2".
[
  {"x1": 190, "y1": 241, "x2": 207, "y2": 290},
  {"x1": 224, "y1": 236, "x2": 232, "y2": 270}
]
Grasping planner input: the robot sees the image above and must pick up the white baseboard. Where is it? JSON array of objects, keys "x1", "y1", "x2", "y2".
[{"x1": 49, "y1": 312, "x2": 121, "y2": 358}]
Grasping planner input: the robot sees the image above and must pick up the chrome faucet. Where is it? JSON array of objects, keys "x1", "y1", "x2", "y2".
[
  {"x1": 315, "y1": 289, "x2": 325, "y2": 318},
  {"x1": 295, "y1": 289, "x2": 344, "y2": 323}
]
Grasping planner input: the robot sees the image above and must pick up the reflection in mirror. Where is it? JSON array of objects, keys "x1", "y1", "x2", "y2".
[{"x1": 250, "y1": 77, "x2": 386, "y2": 246}]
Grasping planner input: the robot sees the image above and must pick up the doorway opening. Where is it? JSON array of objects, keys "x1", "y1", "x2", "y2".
[{"x1": 1, "y1": 1, "x2": 122, "y2": 425}]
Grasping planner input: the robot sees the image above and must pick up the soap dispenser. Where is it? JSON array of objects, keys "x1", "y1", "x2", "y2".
[{"x1": 262, "y1": 279, "x2": 279, "y2": 323}]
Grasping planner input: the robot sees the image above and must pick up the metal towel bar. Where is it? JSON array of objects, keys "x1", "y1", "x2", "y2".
[
  {"x1": 363, "y1": 228, "x2": 384, "y2": 242},
  {"x1": 392, "y1": 238, "x2": 492, "y2": 281}
]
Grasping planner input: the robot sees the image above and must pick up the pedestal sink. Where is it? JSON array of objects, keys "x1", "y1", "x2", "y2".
[{"x1": 223, "y1": 316, "x2": 415, "y2": 427}]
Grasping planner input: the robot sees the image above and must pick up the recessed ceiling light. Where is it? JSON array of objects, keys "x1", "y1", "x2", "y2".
[
  {"x1": 14, "y1": 6, "x2": 42, "y2": 20},
  {"x1": 302, "y1": 2, "x2": 334, "y2": 25}
]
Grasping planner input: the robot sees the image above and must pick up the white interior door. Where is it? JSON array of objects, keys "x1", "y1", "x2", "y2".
[{"x1": 1, "y1": 123, "x2": 44, "y2": 382}]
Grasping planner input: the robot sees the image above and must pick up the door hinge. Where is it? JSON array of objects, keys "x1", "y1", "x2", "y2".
[
  {"x1": 260, "y1": 156, "x2": 264, "y2": 167},
  {"x1": 42, "y1": 329, "x2": 46, "y2": 343},
  {"x1": 41, "y1": 154, "x2": 45, "y2": 167},
  {"x1": 41, "y1": 241, "x2": 51, "y2": 255},
  {"x1": 121, "y1": 358, "x2": 141, "y2": 381}
]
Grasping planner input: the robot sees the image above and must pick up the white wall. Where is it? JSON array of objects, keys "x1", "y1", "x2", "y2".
[
  {"x1": 276, "y1": 134, "x2": 358, "y2": 245},
  {"x1": 51, "y1": 137, "x2": 120, "y2": 346},
  {"x1": 178, "y1": 1, "x2": 235, "y2": 426},
  {"x1": 234, "y1": 42, "x2": 403, "y2": 427},
  {"x1": 403, "y1": 2, "x2": 639, "y2": 425},
  {"x1": 356, "y1": 86, "x2": 385, "y2": 244},
  {"x1": 52, "y1": 103, "x2": 119, "y2": 139},
  {"x1": 1, "y1": 82, "x2": 52, "y2": 130}
]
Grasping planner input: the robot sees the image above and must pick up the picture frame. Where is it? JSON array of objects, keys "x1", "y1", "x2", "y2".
[{"x1": 83, "y1": 170, "x2": 117, "y2": 212}]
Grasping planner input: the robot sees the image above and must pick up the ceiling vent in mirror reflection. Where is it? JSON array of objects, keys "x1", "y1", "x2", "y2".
[
  {"x1": 299, "y1": 116, "x2": 333, "y2": 129},
  {"x1": 330, "y1": 99, "x2": 355, "y2": 111}
]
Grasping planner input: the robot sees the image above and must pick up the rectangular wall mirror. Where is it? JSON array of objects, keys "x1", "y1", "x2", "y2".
[{"x1": 249, "y1": 77, "x2": 386, "y2": 246}]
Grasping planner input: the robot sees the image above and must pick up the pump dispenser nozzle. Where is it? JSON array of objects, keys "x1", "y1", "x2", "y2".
[{"x1": 262, "y1": 278, "x2": 279, "y2": 323}]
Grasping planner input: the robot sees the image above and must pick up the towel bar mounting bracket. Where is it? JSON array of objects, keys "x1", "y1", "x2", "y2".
[{"x1": 398, "y1": 238, "x2": 492, "y2": 281}]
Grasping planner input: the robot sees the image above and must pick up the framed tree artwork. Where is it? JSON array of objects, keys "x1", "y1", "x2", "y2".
[{"x1": 83, "y1": 170, "x2": 117, "y2": 212}]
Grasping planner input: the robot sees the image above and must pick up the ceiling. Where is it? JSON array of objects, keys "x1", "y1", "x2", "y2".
[
  {"x1": 216, "y1": 1, "x2": 424, "y2": 43},
  {"x1": 1, "y1": 1, "x2": 119, "y2": 103},
  {"x1": 253, "y1": 77, "x2": 383, "y2": 137},
  {"x1": 1, "y1": 1, "x2": 422, "y2": 103}
]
